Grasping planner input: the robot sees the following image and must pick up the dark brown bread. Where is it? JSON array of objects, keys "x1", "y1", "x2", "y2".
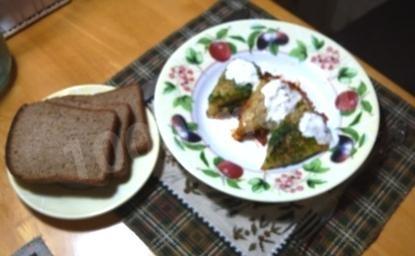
[
  {"x1": 114, "y1": 85, "x2": 152, "y2": 155},
  {"x1": 50, "y1": 85, "x2": 151, "y2": 155},
  {"x1": 6, "y1": 102, "x2": 119, "y2": 186},
  {"x1": 48, "y1": 97, "x2": 133, "y2": 178}
]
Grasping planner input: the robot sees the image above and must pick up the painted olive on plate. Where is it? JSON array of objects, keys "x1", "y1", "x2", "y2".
[
  {"x1": 217, "y1": 160, "x2": 243, "y2": 179},
  {"x1": 331, "y1": 135, "x2": 354, "y2": 163},
  {"x1": 171, "y1": 114, "x2": 202, "y2": 142}
]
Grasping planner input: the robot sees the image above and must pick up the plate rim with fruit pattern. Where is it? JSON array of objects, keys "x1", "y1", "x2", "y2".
[{"x1": 154, "y1": 19, "x2": 380, "y2": 202}]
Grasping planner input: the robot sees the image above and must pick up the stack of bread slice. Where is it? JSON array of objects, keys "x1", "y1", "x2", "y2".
[{"x1": 6, "y1": 85, "x2": 152, "y2": 186}]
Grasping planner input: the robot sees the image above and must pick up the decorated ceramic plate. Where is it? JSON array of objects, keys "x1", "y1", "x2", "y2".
[
  {"x1": 7, "y1": 85, "x2": 160, "y2": 219},
  {"x1": 154, "y1": 20, "x2": 379, "y2": 202}
]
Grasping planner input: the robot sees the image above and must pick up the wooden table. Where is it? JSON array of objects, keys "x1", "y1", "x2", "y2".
[{"x1": 0, "y1": 0, "x2": 413, "y2": 255}]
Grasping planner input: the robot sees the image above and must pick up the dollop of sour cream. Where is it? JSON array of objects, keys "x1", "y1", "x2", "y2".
[
  {"x1": 299, "y1": 112, "x2": 332, "y2": 145},
  {"x1": 261, "y1": 79, "x2": 302, "y2": 124},
  {"x1": 225, "y1": 59, "x2": 259, "y2": 87}
]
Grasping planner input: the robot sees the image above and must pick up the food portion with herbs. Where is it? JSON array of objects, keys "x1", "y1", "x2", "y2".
[
  {"x1": 207, "y1": 59, "x2": 259, "y2": 118},
  {"x1": 207, "y1": 58, "x2": 332, "y2": 170}
]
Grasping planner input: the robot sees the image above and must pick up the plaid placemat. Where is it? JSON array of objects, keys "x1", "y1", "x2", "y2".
[
  {"x1": 109, "y1": 0, "x2": 415, "y2": 255},
  {"x1": 118, "y1": 176, "x2": 239, "y2": 255}
]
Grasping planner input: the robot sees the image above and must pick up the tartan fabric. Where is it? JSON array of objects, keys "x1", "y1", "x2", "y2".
[
  {"x1": 110, "y1": 1, "x2": 415, "y2": 255},
  {"x1": 118, "y1": 177, "x2": 238, "y2": 256}
]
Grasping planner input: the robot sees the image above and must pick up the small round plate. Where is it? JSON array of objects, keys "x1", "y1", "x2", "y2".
[
  {"x1": 154, "y1": 19, "x2": 379, "y2": 202},
  {"x1": 7, "y1": 85, "x2": 160, "y2": 219}
]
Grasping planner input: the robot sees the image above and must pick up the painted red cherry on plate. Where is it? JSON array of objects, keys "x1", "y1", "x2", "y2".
[
  {"x1": 209, "y1": 41, "x2": 232, "y2": 62},
  {"x1": 217, "y1": 160, "x2": 243, "y2": 179},
  {"x1": 335, "y1": 90, "x2": 359, "y2": 112}
]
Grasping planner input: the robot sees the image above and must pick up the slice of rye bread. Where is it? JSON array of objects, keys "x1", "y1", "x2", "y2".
[
  {"x1": 49, "y1": 85, "x2": 152, "y2": 155},
  {"x1": 48, "y1": 98, "x2": 133, "y2": 178},
  {"x1": 6, "y1": 102, "x2": 119, "y2": 186}
]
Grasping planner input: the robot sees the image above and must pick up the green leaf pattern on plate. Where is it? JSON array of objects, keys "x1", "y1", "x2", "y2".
[
  {"x1": 311, "y1": 36, "x2": 325, "y2": 50},
  {"x1": 228, "y1": 42, "x2": 238, "y2": 54},
  {"x1": 357, "y1": 81, "x2": 367, "y2": 96},
  {"x1": 182, "y1": 141, "x2": 205, "y2": 151},
  {"x1": 307, "y1": 179, "x2": 326, "y2": 188},
  {"x1": 248, "y1": 30, "x2": 261, "y2": 51},
  {"x1": 248, "y1": 178, "x2": 271, "y2": 193},
  {"x1": 185, "y1": 48, "x2": 203, "y2": 65},
  {"x1": 197, "y1": 37, "x2": 213, "y2": 49},
  {"x1": 361, "y1": 100, "x2": 373, "y2": 114},
  {"x1": 202, "y1": 169, "x2": 221, "y2": 178},
  {"x1": 200, "y1": 151, "x2": 209, "y2": 167},
  {"x1": 216, "y1": 27, "x2": 229, "y2": 39},
  {"x1": 348, "y1": 112, "x2": 362, "y2": 127},
  {"x1": 289, "y1": 40, "x2": 308, "y2": 61},
  {"x1": 303, "y1": 159, "x2": 329, "y2": 173},
  {"x1": 173, "y1": 95, "x2": 193, "y2": 111},
  {"x1": 251, "y1": 24, "x2": 267, "y2": 30},
  {"x1": 337, "y1": 67, "x2": 357, "y2": 84},
  {"x1": 174, "y1": 137, "x2": 185, "y2": 150},
  {"x1": 187, "y1": 122, "x2": 198, "y2": 131},
  {"x1": 227, "y1": 179, "x2": 242, "y2": 189},
  {"x1": 229, "y1": 35, "x2": 246, "y2": 43},
  {"x1": 340, "y1": 127, "x2": 360, "y2": 142},
  {"x1": 303, "y1": 159, "x2": 328, "y2": 189},
  {"x1": 163, "y1": 81, "x2": 177, "y2": 94},
  {"x1": 358, "y1": 134, "x2": 366, "y2": 148},
  {"x1": 269, "y1": 43, "x2": 279, "y2": 55}
]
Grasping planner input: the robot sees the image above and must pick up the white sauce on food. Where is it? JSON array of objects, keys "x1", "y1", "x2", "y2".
[
  {"x1": 299, "y1": 112, "x2": 332, "y2": 145},
  {"x1": 261, "y1": 79, "x2": 302, "y2": 124},
  {"x1": 225, "y1": 59, "x2": 259, "y2": 88}
]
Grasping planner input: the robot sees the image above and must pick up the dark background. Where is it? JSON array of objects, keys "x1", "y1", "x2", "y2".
[{"x1": 275, "y1": 0, "x2": 415, "y2": 95}]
